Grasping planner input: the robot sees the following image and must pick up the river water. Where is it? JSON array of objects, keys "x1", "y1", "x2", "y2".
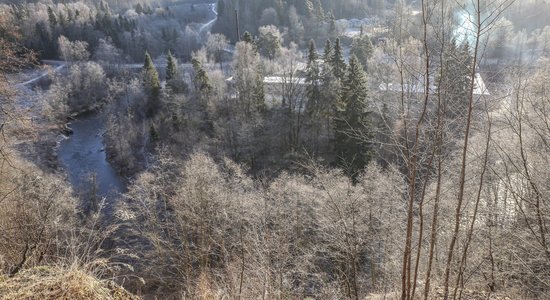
[{"x1": 57, "y1": 112, "x2": 126, "y2": 207}]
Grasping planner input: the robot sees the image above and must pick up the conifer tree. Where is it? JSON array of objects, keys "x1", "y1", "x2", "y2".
[
  {"x1": 242, "y1": 31, "x2": 259, "y2": 54},
  {"x1": 143, "y1": 51, "x2": 161, "y2": 109},
  {"x1": 306, "y1": 40, "x2": 321, "y2": 115},
  {"x1": 328, "y1": 12, "x2": 337, "y2": 39},
  {"x1": 166, "y1": 50, "x2": 178, "y2": 81},
  {"x1": 142, "y1": 51, "x2": 161, "y2": 116},
  {"x1": 323, "y1": 39, "x2": 333, "y2": 64},
  {"x1": 438, "y1": 39, "x2": 472, "y2": 120},
  {"x1": 47, "y1": 7, "x2": 57, "y2": 27},
  {"x1": 243, "y1": 31, "x2": 253, "y2": 44},
  {"x1": 350, "y1": 34, "x2": 373, "y2": 68},
  {"x1": 192, "y1": 57, "x2": 212, "y2": 99},
  {"x1": 331, "y1": 38, "x2": 347, "y2": 81},
  {"x1": 334, "y1": 55, "x2": 371, "y2": 180},
  {"x1": 314, "y1": 0, "x2": 325, "y2": 20},
  {"x1": 308, "y1": 39, "x2": 318, "y2": 64},
  {"x1": 305, "y1": 40, "x2": 324, "y2": 149}
]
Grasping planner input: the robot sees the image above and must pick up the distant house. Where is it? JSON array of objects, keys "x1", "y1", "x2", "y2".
[
  {"x1": 378, "y1": 73, "x2": 490, "y2": 96},
  {"x1": 226, "y1": 61, "x2": 310, "y2": 108},
  {"x1": 226, "y1": 74, "x2": 307, "y2": 109}
]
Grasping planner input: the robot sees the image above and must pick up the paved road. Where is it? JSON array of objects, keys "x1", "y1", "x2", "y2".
[
  {"x1": 15, "y1": 61, "x2": 66, "y2": 87},
  {"x1": 199, "y1": 3, "x2": 217, "y2": 34}
]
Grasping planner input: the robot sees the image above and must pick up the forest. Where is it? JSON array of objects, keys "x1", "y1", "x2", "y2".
[{"x1": 1, "y1": 0, "x2": 550, "y2": 299}]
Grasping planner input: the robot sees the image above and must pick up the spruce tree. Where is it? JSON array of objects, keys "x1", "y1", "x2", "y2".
[
  {"x1": 331, "y1": 38, "x2": 347, "y2": 81},
  {"x1": 314, "y1": 0, "x2": 325, "y2": 20},
  {"x1": 47, "y1": 7, "x2": 57, "y2": 27},
  {"x1": 242, "y1": 31, "x2": 258, "y2": 53},
  {"x1": 306, "y1": 40, "x2": 321, "y2": 115},
  {"x1": 306, "y1": 40, "x2": 324, "y2": 149},
  {"x1": 308, "y1": 39, "x2": 318, "y2": 62},
  {"x1": 350, "y1": 34, "x2": 373, "y2": 68},
  {"x1": 243, "y1": 31, "x2": 253, "y2": 44},
  {"x1": 143, "y1": 51, "x2": 161, "y2": 116},
  {"x1": 166, "y1": 50, "x2": 178, "y2": 81},
  {"x1": 328, "y1": 12, "x2": 337, "y2": 39},
  {"x1": 323, "y1": 39, "x2": 333, "y2": 64},
  {"x1": 438, "y1": 39, "x2": 472, "y2": 120},
  {"x1": 192, "y1": 57, "x2": 212, "y2": 99},
  {"x1": 334, "y1": 55, "x2": 371, "y2": 180}
]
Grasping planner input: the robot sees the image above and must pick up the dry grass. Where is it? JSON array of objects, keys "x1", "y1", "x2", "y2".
[{"x1": 0, "y1": 265, "x2": 139, "y2": 300}]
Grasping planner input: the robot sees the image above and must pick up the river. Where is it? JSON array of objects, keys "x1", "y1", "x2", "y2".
[
  {"x1": 57, "y1": 112, "x2": 126, "y2": 210},
  {"x1": 19, "y1": 2, "x2": 219, "y2": 210}
]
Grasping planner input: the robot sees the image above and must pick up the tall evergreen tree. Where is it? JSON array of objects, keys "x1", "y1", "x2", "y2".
[
  {"x1": 328, "y1": 12, "x2": 337, "y2": 39},
  {"x1": 334, "y1": 55, "x2": 371, "y2": 180},
  {"x1": 350, "y1": 33, "x2": 373, "y2": 68},
  {"x1": 314, "y1": 0, "x2": 325, "y2": 20},
  {"x1": 331, "y1": 38, "x2": 347, "y2": 81},
  {"x1": 438, "y1": 39, "x2": 472, "y2": 120},
  {"x1": 192, "y1": 57, "x2": 212, "y2": 98},
  {"x1": 323, "y1": 39, "x2": 333, "y2": 64},
  {"x1": 143, "y1": 51, "x2": 161, "y2": 116},
  {"x1": 47, "y1": 6, "x2": 57, "y2": 27},
  {"x1": 306, "y1": 40, "x2": 321, "y2": 115},
  {"x1": 243, "y1": 31, "x2": 253, "y2": 44},
  {"x1": 305, "y1": 40, "x2": 324, "y2": 150},
  {"x1": 166, "y1": 50, "x2": 178, "y2": 81}
]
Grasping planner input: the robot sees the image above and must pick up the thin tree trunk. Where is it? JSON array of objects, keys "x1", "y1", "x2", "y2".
[{"x1": 442, "y1": 2, "x2": 482, "y2": 298}]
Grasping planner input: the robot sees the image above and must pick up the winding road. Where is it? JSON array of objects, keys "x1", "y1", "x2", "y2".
[
  {"x1": 14, "y1": 61, "x2": 66, "y2": 87},
  {"x1": 199, "y1": 3, "x2": 218, "y2": 34}
]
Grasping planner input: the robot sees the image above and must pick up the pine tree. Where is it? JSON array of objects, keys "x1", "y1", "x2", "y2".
[
  {"x1": 192, "y1": 57, "x2": 212, "y2": 98},
  {"x1": 438, "y1": 39, "x2": 472, "y2": 120},
  {"x1": 308, "y1": 39, "x2": 318, "y2": 62},
  {"x1": 47, "y1": 6, "x2": 57, "y2": 27},
  {"x1": 166, "y1": 50, "x2": 178, "y2": 81},
  {"x1": 135, "y1": 3, "x2": 143, "y2": 14},
  {"x1": 323, "y1": 39, "x2": 333, "y2": 64},
  {"x1": 143, "y1": 51, "x2": 161, "y2": 115},
  {"x1": 243, "y1": 31, "x2": 253, "y2": 44},
  {"x1": 331, "y1": 38, "x2": 347, "y2": 81},
  {"x1": 143, "y1": 51, "x2": 160, "y2": 100},
  {"x1": 314, "y1": 0, "x2": 325, "y2": 20},
  {"x1": 305, "y1": 40, "x2": 324, "y2": 150},
  {"x1": 334, "y1": 55, "x2": 371, "y2": 180},
  {"x1": 350, "y1": 33, "x2": 373, "y2": 68},
  {"x1": 306, "y1": 40, "x2": 321, "y2": 115},
  {"x1": 305, "y1": 0, "x2": 315, "y2": 18},
  {"x1": 328, "y1": 12, "x2": 337, "y2": 39}
]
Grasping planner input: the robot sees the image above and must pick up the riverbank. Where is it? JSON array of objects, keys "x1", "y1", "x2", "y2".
[
  {"x1": 10, "y1": 73, "x2": 128, "y2": 210},
  {"x1": 58, "y1": 111, "x2": 127, "y2": 212}
]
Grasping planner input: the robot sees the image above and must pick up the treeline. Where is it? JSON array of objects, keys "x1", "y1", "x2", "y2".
[
  {"x1": 2, "y1": 0, "x2": 212, "y2": 62},
  {"x1": 213, "y1": 0, "x2": 391, "y2": 45}
]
